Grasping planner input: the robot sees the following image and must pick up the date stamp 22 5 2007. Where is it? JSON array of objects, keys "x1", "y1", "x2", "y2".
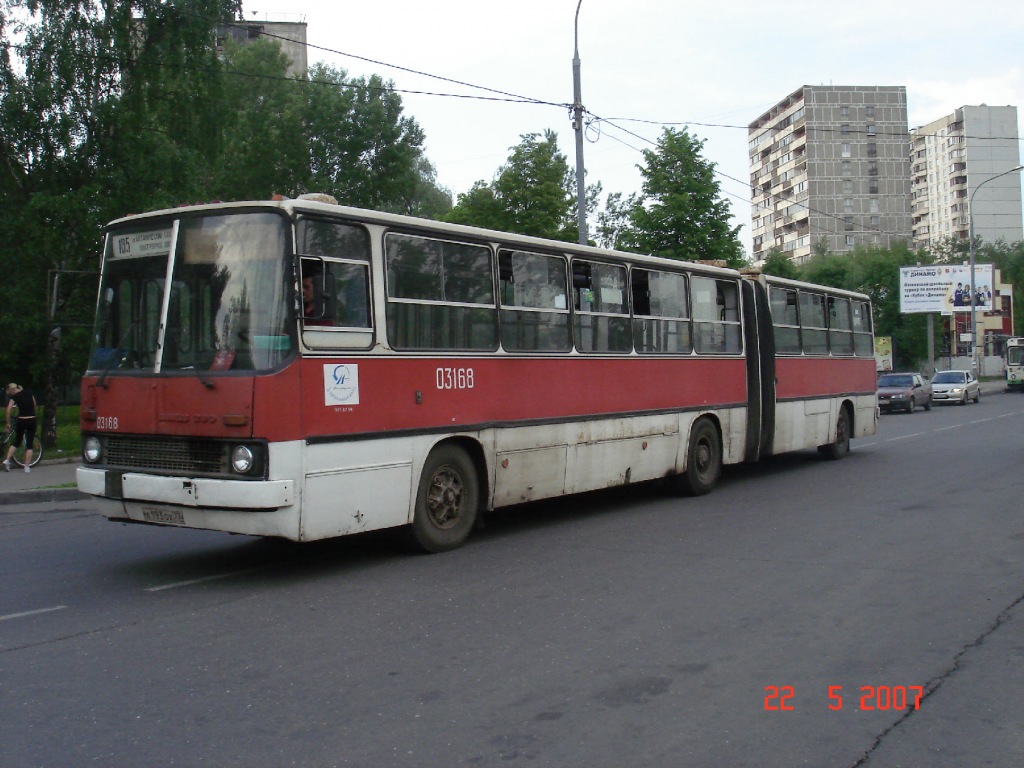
[{"x1": 764, "y1": 685, "x2": 925, "y2": 712}]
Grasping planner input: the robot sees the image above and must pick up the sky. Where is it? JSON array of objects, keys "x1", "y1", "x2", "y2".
[{"x1": 242, "y1": 0, "x2": 1024, "y2": 255}]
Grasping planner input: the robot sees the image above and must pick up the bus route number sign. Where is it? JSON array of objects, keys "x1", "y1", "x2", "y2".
[{"x1": 436, "y1": 367, "x2": 474, "y2": 390}]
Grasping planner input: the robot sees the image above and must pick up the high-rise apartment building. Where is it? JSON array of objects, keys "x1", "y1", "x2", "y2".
[
  {"x1": 216, "y1": 19, "x2": 308, "y2": 78},
  {"x1": 910, "y1": 105, "x2": 1022, "y2": 249},
  {"x1": 748, "y1": 86, "x2": 912, "y2": 264}
]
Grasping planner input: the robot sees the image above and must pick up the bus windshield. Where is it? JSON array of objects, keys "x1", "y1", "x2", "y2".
[
  {"x1": 1008, "y1": 346, "x2": 1024, "y2": 366},
  {"x1": 89, "y1": 211, "x2": 294, "y2": 373}
]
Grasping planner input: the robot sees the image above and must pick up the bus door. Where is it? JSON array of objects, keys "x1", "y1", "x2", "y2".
[{"x1": 741, "y1": 279, "x2": 776, "y2": 462}]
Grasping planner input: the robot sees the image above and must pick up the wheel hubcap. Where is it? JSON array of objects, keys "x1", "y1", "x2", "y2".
[
  {"x1": 695, "y1": 439, "x2": 711, "y2": 474},
  {"x1": 427, "y1": 466, "x2": 464, "y2": 529}
]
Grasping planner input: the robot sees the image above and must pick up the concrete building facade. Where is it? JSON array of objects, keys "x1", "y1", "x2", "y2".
[
  {"x1": 748, "y1": 85, "x2": 912, "y2": 264},
  {"x1": 910, "y1": 105, "x2": 1022, "y2": 250},
  {"x1": 216, "y1": 19, "x2": 308, "y2": 78}
]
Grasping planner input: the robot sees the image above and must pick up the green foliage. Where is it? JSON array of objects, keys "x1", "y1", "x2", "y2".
[
  {"x1": 616, "y1": 128, "x2": 745, "y2": 266},
  {"x1": 799, "y1": 243, "x2": 935, "y2": 369},
  {"x1": 446, "y1": 130, "x2": 577, "y2": 241},
  {"x1": 0, "y1": 0, "x2": 242, "y2": 447},
  {"x1": 760, "y1": 248, "x2": 800, "y2": 279},
  {"x1": 0, "y1": 1, "x2": 435, "y2": 450},
  {"x1": 213, "y1": 37, "x2": 307, "y2": 199},
  {"x1": 304, "y1": 65, "x2": 428, "y2": 213},
  {"x1": 594, "y1": 191, "x2": 639, "y2": 251}
]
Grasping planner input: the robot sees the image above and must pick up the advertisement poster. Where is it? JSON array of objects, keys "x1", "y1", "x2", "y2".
[
  {"x1": 899, "y1": 265, "x2": 993, "y2": 314},
  {"x1": 874, "y1": 336, "x2": 893, "y2": 372}
]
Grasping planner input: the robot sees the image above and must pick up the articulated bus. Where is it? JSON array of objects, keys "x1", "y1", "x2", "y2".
[
  {"x1": 77, "y1": 196, "x2": 877, "y2": 551},
  {"x1": 1005, "y1": 337, "x2": 1024, "y2": 391}
]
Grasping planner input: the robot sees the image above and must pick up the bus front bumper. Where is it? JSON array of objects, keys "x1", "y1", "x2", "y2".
[{"x1": 77, "y1": 466, "x2": 294, "y2": 510}]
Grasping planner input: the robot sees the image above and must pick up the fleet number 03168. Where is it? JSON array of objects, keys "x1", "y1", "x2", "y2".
[{"x1": 436, "y1": 367, "x2": 475, "y2": 390}]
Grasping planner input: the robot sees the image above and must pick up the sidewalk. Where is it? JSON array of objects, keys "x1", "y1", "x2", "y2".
[{"x1": 0, "y1": 457, "x2": 85, "y2": 505}]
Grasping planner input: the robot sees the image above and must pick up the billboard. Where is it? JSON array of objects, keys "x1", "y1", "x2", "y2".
[
  {"x1": 874, "y1": 336, "x2": 893, "y2": 372},
  {"x1": 899, "y1": 264, "x2": 994, "y2": 314}
]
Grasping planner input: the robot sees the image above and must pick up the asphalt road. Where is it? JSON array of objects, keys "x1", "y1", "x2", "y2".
[{"x1": 2, "y1": 391, "x2": 1023, "y2": 767}]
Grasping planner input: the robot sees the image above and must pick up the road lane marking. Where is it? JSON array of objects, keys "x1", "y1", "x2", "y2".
[
  {"x1": 0, "y1": 605, "x2": 67, "y2": 622},
  {"x1": 144, "y1": 566, "x2": 265, "y2": 592}
]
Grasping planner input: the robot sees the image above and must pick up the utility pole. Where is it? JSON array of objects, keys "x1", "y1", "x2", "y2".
[
  {"x1": 572, "y1": 0, "x2": 587, "y2": 245},
  {"x1": 968, "y1": 164, "x2": 1022, "y2": 374}
]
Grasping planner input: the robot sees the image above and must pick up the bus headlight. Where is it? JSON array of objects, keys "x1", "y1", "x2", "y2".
[
  {"x1": 231, "y1": 445, "x2": 256, "y2": 474},
  {"x1": 83, "y1": 436, "x2": 102, "y2": 464}
]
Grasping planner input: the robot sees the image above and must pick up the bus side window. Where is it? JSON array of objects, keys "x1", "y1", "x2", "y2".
[
  {"x1": 572, "y1": 259, "x2": 631, "y2": 353},
  {"x1": 498, "y1": 249, "x2": 571, "y2": 352},
  {"x1": 297, "y1": 219, "x2": 374, "y2": 349},
  {"x1": 385, "y1": 233, "x2": 497, "y2": 351},
  {"x1": 692, "y1": 276, "x2": 741, "y2": 354},
  {"x1": 632, "y1": 268, "x2": 690, "y2": 354},
  {"x1": 770, "y1": 286, "x2": 801, "y2": 355},
  {"x1": 828, "y1": 296, "x2": 854, "y2": 355},
  {"x1": 798, "y1": 291, "x2": 828, "y2": 355},
  {"x1": 851, "y1": 300, "x2": 873, "y2": 355},
  {"x1": 325, "y1": 260, "x2": 371, "y2": 329}
]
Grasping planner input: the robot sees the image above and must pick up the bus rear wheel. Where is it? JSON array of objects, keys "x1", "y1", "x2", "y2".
[
  {"x1": 819, "y1": 407, "x2": 851, "y2": 460},
  {"x1": 408, "y1": 444, "x2": 479, "y2": 553},
  {"x1": 678, "y1": 418, "x2": 721, "y2": 496}
]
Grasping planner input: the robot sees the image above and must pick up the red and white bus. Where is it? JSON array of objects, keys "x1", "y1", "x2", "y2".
[{"x1": 77, "y1": 196, "x2": 877, "y2": 551}]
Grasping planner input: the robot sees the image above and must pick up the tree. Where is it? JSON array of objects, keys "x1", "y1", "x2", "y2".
[
  {"x1": 402, "y1": 157, "x2": 453, "y2": 220},
  {"x1": 800, "y1": 243, "x2": 932, "y2": 369},
  {"x1": 446, "y1": 130, "x2": 578, "y2": 241},
  {"x1": 304, "y1": 65, "x2": 427, "y2": 213},
  {"x1": 760, "y1": 248, "x2": 800, "y2": 279},
  {"x1": 617, "y1": 128, "x2": 744, "y2": 266},
  {"x1": 594, "y1": 191, "x2": 638, "y2": 251},
  {"x1": 214, "y1": 37, "x2": 307, "y2": 200},
  {"x1": 0, "y1": 0, "x2": 241, "y2": 448},
  {"x1": 1, "y1": 3, "x2": 436, "y2": 451}
]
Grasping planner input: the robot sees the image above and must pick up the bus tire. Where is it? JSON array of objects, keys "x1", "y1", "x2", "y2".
[
  {"x1": 407, "y1": 444, "x2": 479, "y2": 553},
  {"x1": 819, "y1": 407, "x2": 851, "y2": 460},
  {"x1": 679, "y1": 418, "x2": 721, "y2": 496}
]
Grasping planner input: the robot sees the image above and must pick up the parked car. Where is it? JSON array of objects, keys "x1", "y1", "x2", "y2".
[
  {"x1": 877, "y1": 372, "x2": 932, "y2": 413},
  {"x1": 930, "y1": 369, "x2": 980, "y2": 405}
]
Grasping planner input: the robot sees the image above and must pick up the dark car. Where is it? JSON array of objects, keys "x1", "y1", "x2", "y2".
[{"x1": 877, "y1": 372, "x2": 932, "y2": 413}]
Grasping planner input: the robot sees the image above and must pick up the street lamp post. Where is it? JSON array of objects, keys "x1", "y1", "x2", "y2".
[
  {"x1": 571, "y1": 0, "x2": 587, "y2": 245},
  {"x1": 967, "y1": 164, "x2": 1023, "y2": 373}
]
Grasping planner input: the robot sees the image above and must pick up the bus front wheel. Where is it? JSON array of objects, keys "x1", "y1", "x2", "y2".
[
  {"x1": 678, "y1": 418, "x2": 721, "y2": 496},
  {"x1": 408, "y1": 444, "x2": 479, "y2": 553}
]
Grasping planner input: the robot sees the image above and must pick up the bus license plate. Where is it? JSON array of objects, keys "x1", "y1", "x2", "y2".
[{"x1": 142, "y1": 508, "x2": 185, "y2": 526}]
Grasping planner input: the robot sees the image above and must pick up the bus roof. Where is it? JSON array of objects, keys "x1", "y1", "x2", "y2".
[
  {"x1": 107, "y1": 197, "x2": 865, "y2": 299},
  {"x1": 106, "y1": 198, "x2": 747, "y2": 280}
]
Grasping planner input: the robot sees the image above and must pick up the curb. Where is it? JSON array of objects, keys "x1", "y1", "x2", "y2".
[{"x1": 0, "y1": 487, "x2": 88, "y2": 507}]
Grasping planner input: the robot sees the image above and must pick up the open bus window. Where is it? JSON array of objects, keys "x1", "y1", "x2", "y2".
[
  {"x1": 497, "y1": 249, "x2": 571, "y2": 352},
  {"x1": 572, "y1": 260, "x2": 631, "y2": 353},
  {"x1": 631, "y1": 268, "x2": 691, "y2": 354},
  {"x1": 384, "y1": 233, "x2": 497, "y2": 351},
  {"x1": 297, "y1": 219, "x2": 374, "y2": 349},
  {"x1": 301, "y1": 257, "x2": 374, "y2": 349},
  {"x1": 691, "y1": 276, "x2": 741, "y2": 354}
]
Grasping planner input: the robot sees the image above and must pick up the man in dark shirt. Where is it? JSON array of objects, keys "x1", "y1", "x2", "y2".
[{"x1": 4, "y1": 383, "x2": 37, "y2": 473}]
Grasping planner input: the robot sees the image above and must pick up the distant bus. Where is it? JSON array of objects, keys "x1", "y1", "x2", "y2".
[
  {"x1": 77, "y1": 197, "x2": 877, "y2": 551},
  {"x1": 1005, "y1": 337, "x2": 1024, "y2": 391}
]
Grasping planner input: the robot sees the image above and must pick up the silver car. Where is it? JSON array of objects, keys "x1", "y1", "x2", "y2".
[{"x1": 930, "y1": 369, "x2": 980, "y2": 405}]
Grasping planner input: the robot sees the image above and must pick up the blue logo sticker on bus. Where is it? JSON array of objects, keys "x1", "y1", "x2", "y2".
[{"x1": 324, "y1": 363, "x2": 359, "y2": 406}]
